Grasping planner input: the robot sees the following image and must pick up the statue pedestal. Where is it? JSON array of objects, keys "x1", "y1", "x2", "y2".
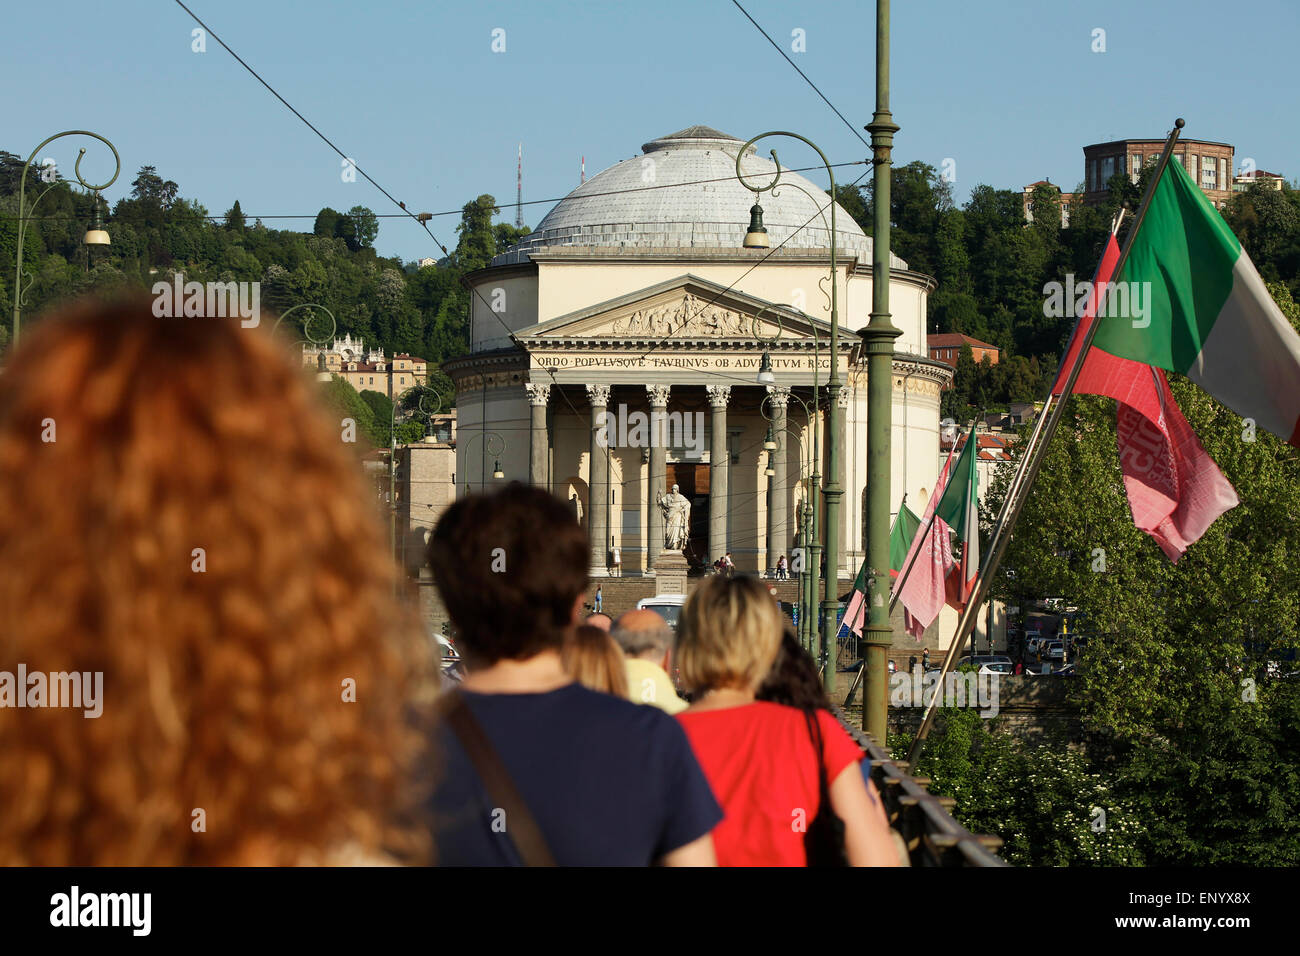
[{"x1": 654, "y1": 550, "x2": 690, "y2": 596}]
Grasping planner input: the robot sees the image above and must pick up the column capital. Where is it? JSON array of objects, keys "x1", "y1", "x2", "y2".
[
  {"x1": 836, "y1": 385, "x2": 852, "y2": 410},
  {"x1": 525, "y1": 382, "x2": 551, "y2": 406},
  {"x1": 765, "y1": 385, "x2": 792, "y2": 409},
  {"x1": 646, "y1": 384, "x2": 671, "y2": 407},
  {"x1": 586, "y1": 383, "x2": 612, "y2": 407},
  {"x1": 706, "y1": 384, "x2": 731, "y2": 408}
]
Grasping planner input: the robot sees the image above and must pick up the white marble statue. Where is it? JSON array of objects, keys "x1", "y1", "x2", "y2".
[{"x1": 659, "y1": 484, "x2": 691, "y2": 551}]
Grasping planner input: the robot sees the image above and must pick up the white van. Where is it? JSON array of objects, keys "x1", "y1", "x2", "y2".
[{"x1": 635, "y1": 594, "x2": 687, "y2": 630}]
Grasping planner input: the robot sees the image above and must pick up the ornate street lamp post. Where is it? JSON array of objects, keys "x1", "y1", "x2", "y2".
[
  {"x1": 390, "y1": 382, "x2": 449, "y2": 578},
  {"x1": 737, "y1": 132, "x2": 843, "y2": 695},
  {"x1": 751, "y1": 302, "x2": 822, "y2": 654},
  {"x1": 861, "y1": 0, "x2": 904, "y2": 742},
  {"x1": 460, "y1": 430, "x2": 506, "y2": 496},
  {"x1": 761, "y1": 392, "x2": 819, "y2": 652},
  {"x1": 11, "y1": 131, "x2": 120, "y2": 345}
]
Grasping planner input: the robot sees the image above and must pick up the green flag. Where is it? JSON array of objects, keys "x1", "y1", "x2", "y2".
[
  {"x1": 889, "y1": 503, "x2": 922, "y2": 578},
  {"x1": 1091, "y1": 155, "x2": 1300, "y2": 446}
]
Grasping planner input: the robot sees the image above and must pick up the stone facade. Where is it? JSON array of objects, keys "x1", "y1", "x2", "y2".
[
  {"x1": 446, "y1": 125, "x2": 952, "y2": 583},
  {"x1": 303, "y1": 333, "x2": 428, "y2": 399}
]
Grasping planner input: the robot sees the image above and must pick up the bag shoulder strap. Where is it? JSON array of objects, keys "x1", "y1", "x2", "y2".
[
  {"x1": 804, "y1": 708, "x2": 832, "y2": 797},
  {"x1": 438, "y1": 691, "x2": 557, "y2": 867}
]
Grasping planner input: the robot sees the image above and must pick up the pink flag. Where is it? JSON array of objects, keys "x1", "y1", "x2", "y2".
[
  {"x1": 901, "y1": 519, "x2": 954, "y2": 638},
  {"x1": 895, "y1": 455, "x2": 957, "y2": 639},
  {"x1": 844, "y1": 588, "x2": 866, "y2": 639},
  {"x1": 1116, "y1": 370, "x2": 1239, "y2": 561},
  {"x1": 1054, "y1": 234, "x2": 1238, "y2": 561}
]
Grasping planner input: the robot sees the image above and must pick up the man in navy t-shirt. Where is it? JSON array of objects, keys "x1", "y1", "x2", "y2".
[{"x1": 427, "y1": 483, "x2": 721, "y2": 866}]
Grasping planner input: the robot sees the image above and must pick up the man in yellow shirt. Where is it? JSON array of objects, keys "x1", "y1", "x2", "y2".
[{"x1": 612, "y1": 609, "x2": 686, "y2": 715}]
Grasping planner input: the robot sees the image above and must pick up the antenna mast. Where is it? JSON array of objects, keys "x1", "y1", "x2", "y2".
[{"x1": 515, "y1": 142, "x2": 524, "y2": 229}]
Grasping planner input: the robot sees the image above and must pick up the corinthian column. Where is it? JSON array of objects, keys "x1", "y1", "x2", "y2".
[
  {"x1": 525, "y1": 382, "x2": 551, "y2": 489},
  {"x1": 587, "y1": 384, "x2": 612, "y2": 576},
  {"x1": 646, "y1": 384, "x2": 670, "y2": 572},
  {"x1": 706, "y1": 385, "x2": 730, "y2": 567},
  {"x1": 766, "y1": 386, "x2": 791, "y2": 576}
]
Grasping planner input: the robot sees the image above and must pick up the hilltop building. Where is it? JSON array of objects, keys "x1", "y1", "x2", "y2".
[
  {"x1": 1082, "y1": 137, "x2": 1235, "y2": 209},
  {"x1": 928, "y1": 333, "x2": 1000, "y2": 370},
  {"x1": 303, "y1": 333, "x2": 428, "y2": 399}
]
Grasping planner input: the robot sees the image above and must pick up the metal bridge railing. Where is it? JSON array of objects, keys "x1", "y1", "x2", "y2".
[{"x1": 830, "y1": 705, "x2": 1007, "y2": 867}]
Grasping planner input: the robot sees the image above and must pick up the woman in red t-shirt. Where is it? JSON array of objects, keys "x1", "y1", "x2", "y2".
[{"x1": 675, "y1": 576, "x2": 899, "y2": 867}]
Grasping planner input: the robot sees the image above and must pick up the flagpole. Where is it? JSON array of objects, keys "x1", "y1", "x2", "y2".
[
  {"x1": 905, "y1": 119, "x2": 1186, "y2": 767},
  {"x1": 842, "y1": 507, "x2": 902, "y2": 706},
  {"x1": 977, "y1": 207, "x2": 1126, "y2": 579},
  {"x1": 886, "y1": 419, "x2": 974, "y2": 614},
  {"x1": 842, "y1": 419, "x2": 968, "y2": 708}
]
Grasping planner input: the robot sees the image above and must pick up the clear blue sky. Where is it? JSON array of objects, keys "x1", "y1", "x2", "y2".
[{"x1": 4, "y1": 0, "x2": 1295, "y2": 263}]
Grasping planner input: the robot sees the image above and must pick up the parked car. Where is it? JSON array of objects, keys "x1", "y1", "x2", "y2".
[
  {"x1": 1046, "y1": 640, "x2": 1066, "y2": 662},
  {"x1": 959, "y1": 655, "x2": 1013, "y2": 671},
  {"x1": 635, "y1": 594, "x2": 687, "y2": 630}
]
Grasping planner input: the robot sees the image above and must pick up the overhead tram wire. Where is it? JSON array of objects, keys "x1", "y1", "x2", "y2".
[
  {"x1": 16, "y1": 160, "x2": 866, "y2": 227},
  {"x1": 167, "y1": 1, "x2": 863, "y2": 512},
  {"x1": 729, "y1": 0, "x2": 871, "y2": 150},
  {"x1": 170, "y1": 0, "x2": 453, "y2": 257}
]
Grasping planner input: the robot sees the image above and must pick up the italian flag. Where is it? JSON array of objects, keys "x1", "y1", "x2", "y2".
[
  {"x1": 935, "y1": 429, "x2": 979, "y2": 609},
  {"x1": 889, "y1": 503, "x2": 922, "y2": 580},
  {"x1": 1092, "y1": 155, "x2": 1300, "y2": 446},
  {"x1": 893, "y1": 425, "x2": 979, "y2": 638},
  {"x1": 843, "y1": 504, "x2": 922, "y2": 639}
]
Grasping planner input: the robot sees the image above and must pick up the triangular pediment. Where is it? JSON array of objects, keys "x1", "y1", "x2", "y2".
[{"x1": 515, "y1": 275, "x2": 829, "y2": 343}]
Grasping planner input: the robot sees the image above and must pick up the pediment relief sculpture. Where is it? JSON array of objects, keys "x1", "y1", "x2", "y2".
[{"x1": 605, "y1": 294, "x2": 779, "y2": 339}]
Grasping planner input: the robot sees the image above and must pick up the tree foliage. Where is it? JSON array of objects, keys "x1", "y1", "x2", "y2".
[
  {"x1": 2, "y1": 158, "x2": 533, "y2": 381},
  {"x1": 836, "y1": 163, "x2": 1300, "y2": 422},
  {"x1": 978, "y1": 285, "x2": 1300, "y2": 863}
]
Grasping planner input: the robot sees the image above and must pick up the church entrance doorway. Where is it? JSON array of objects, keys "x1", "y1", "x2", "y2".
[{"x1": 665, "y1": 462, "x2": 710, "y2": 569}]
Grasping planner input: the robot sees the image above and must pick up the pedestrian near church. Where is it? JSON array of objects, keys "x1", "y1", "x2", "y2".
[
  {"x1": 428, "y1": 483, "x2": 720, "y2": 866},
  {"x1": 594, "y1": 584, "x2": 603, "y2": 613},
  {"x1": 674, "y1": 575, "x2": 899, "y2": 867}
]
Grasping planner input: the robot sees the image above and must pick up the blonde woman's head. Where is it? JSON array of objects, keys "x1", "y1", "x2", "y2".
[
  {"x1": 562, "y1": 625, "x2": 630, "y2": 698},
  {"x1": 675, "y1": 575, "x2": 783, "y2": 695}
]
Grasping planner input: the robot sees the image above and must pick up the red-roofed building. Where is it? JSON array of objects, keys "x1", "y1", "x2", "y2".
[
  {"x1": 928, "y1": 333, "x2": 1000, "y2": 369},
  {"x1": 302, "y1": 333, "x2": 429, "y2": 399},
  {"x1": 1232, "y1": 169, "x2": 1286, "y2": 192},
  {"x1": 938, "y1": 428, "x2": 1017, "y2": 506}
]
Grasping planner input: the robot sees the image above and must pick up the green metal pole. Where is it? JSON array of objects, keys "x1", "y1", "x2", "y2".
[
  {"x1": 10, "y1": 131, "x2": 120, "y2": 346},
  {"x1": 862, "y1": 0, "x2": 903, "y2": 741},
  {"x1": 819, "y1": 160, "x2": 841, "y2": 699},
  {"x1": 390, "y1": 399, "x2": 398, "y2": 591},
  {"x1": 807, "y1": 330, "x2": 821, "y2": 657}
]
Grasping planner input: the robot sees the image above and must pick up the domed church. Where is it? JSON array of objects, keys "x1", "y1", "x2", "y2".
[{"x1": 444, "y1": 125, "x2": 951, "y2": 580}]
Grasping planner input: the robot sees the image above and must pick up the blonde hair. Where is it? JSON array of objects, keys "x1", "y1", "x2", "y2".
[
  {"x1": 562, "y1": 625, "x2": 630, "y2": 698},
  {"x1": 675, "y1": 575, "x2": 783, "y2": 694}
]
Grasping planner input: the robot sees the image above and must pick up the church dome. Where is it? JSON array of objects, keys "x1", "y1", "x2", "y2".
[{"x1": 493, "y1": 125, "x2": 904, "y2": 267}]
